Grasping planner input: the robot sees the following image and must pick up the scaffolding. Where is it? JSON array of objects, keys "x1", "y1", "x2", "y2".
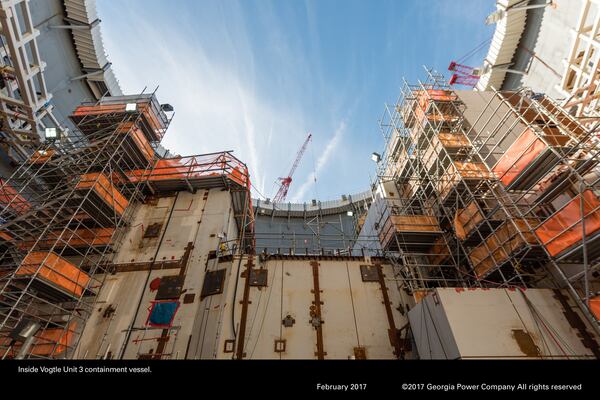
[
  {"x1": 376, "y1": 68, "x2": 600, "y2": 331},
  {"x1": 0, "y1": 0, "x2": 65, "y2": 162},
  {"x1": 0, "y1": 91, "x2": 172, "y2": 359}
]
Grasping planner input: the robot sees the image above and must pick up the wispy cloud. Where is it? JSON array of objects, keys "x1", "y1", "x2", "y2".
[
  {"x1": 99, "y1": 1, "x2": 308, "y2": 196},
  {"x1": 291, "y1": 119, "x2": 346, "y2": 202}
]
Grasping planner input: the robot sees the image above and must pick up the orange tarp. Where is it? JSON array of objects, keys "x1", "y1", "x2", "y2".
[
  {"x1": 16, "y1": 251, "x2": 90, "y2": 297},
  {"x1": 127, "y1": 158, "x2": 191, "y2": 182},
  {"x1": 413, "y1": 290, "x2": 430, "y2": 303},
  {"x1": 455, "y1": 201, "x2": 483, "y2": 241},
  {"x1": 76, "y1": 172, "x2": 128, "y2": 216},
  {"x1": 402, "y1": 89, "x2": 458, "y2": 128},
  {"x1": 438, "y1": 132, "x2": 471, "y2": 148},
  {"x1": 29, "y1": 321, "x2": 77, "y2": 356},
  {"x1": 591, "y1": 296, "x2": 600, "y2": 321},
  {"x1": 19, "y1": 227, "x2": 114, "y2": 250},
  {"x1": 493, "y1": 128, "x2": 570, "y2": 187},
  {"x1": 0, "y1": 321, "x2": 76, "y2": 357},
  {"x1": 0, "y1": 231, "x2": 13, "y2": 242},
  {"x1": 72, "y1": 102, "x2": 165, "y2": 141},
  {"x1": 72, "y1": 103, "x2": 128, "y2": 116},
  {"x1": 469, "y1": 219, "x2": 538, "y2": 278},
  {"x1": 379, "y1": 214, "x2": 440, "y2": 249},
  {"x1": 493, "y1": 129, "x2": 546, "y2": 187},
  {"x1": 535, "y1": 190, "x2": 600, "y2": 257},
  {"x1": 126, "y1": 155, "x2": 250, "y2": 188},
  {"x1": 428, "y1": 236, "x2": 450, "y2": 265},
  {"x1": 438, "y1": 161, "x2": 494, "y2": 199},
  {"x1": 117, "y1": 122, "x2": 154, "y2": 162},
  {"x1": 390, "y1": 215, "x2": 440, "y2": 232},
  {"x1": 29, "y1": 149, "x2": 56, "y2": 165},
  {"x1": 0, "y1": 179, "x2": 31, "y2": 215}
]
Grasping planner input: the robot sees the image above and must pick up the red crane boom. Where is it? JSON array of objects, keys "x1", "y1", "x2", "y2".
[{"x1": 273, "y1": 133, "x2": 312, "y2": 202}]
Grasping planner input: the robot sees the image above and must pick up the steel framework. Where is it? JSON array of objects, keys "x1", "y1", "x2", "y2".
[
  {"x1": 0, "y1": 0, "x2": 65, "y2": 162},
  {"x1": 376, "y1": 68, "x2": 600, "y2": 337},
  {"x1": 0, "y1": 91, "x2": 172, "y2": 358}
]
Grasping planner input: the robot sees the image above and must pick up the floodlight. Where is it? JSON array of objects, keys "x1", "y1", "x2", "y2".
[
  {"x1": 347, "y1": 211, "x2": 354, "y2": 217},
  {"x1": 125, "y1": 103, "x2": 137, "y2": 112},
  {"x1": 45, "y1": 127, "x2": 57, "y2": 140},
  {"x1": 371, "y1": 152, "x2": 381, "y2": 163}
]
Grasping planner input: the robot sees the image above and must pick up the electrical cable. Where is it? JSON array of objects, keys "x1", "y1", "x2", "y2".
[{"x1": 119, "y1": 191, "x2": 180, "y2": 359}]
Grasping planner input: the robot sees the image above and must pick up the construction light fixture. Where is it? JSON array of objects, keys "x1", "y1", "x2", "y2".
[
  {"x1": 347, "y1": 211, "x2": 354, "y2": 217},
  {"x1": 371, "y1": 152, "x2": 381, "y2": 163},
  {"x1": 125, "y1": 103, "x2": 137, "y2": 112},
  {"x1": 161, "y1": 103, "x2": 174, "y2": 112},
  {"x1": 44, "y1": 127, "x2": 57, "y2": 140},
  {"x1": 9, "y1": 319, "x2": 40, "y2": 342}
]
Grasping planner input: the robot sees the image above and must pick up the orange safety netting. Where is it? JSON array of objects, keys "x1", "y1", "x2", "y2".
[
  {"x1": 493, "y1": 129, "x2": 546, "y2": 186},
  {"x1": 72, "y1": 103, "x2": 129, "y2": 116},
  {"x1": 413, "y1": 290, "x2": 431, "y2": 303},
  {"x1": 75, "y1": 172, "x2": 129, "y2": 216},
  {"x1": 454, "y1": 202, "x2": 483, "y2": 241},
  {"x1": 0, "y1": 231, "x2": 13, "y2": 241},
  {"x1": 379, "y1": 214, "x2": 440, "y2": 249},
  {"x1": 469, "y1": 219, "x2": 538, "y2": 278},
  {"x1": 438, "y1": 132, "x2": 471, "y2": 148},
  {"x1": 18, "y1": 227, "x2": 115, "y2": 250},
  {"x1": 428, "y1": 236, "x2": 450, "y2": 265},
  {"x1": 29, "y1": 321, "x2": 77, "y2": 356},
  {"x1": 0, "y1": 321, "x2": 77, "y2": 357},
  {"x1": 72, "y1": 102, "x2": 165, "y2": 141},
  {"x1": 117, "y1": 122, "x2": 154, "y2": 162},
  {"x1": 402, "y1": 89, "x2": 458, "y2": 128},
  {"x1": 28, "y1": 149, "x2": 56, "y2": 165},
  {"x1": 535, "y1": 190, "x2": 600, "y2": 257},
  {"x1": 493, "y1": 128, "x2": 570, "y2": 187},
  {"x1": 438, "y1": 162, "x2": 494, "y2": 199},
  {"x1": 126, "y1": 153, "x2": 251, "y2": 188},
  {"x1": 591, "y1": 296, "x2": 600, "y2": 321},
  {"x1": 16, "y1": 251, "x2": 90, "y2": 297},
  {"x1": 0, "y1": 178, "x2": 31, "y2": 215}
]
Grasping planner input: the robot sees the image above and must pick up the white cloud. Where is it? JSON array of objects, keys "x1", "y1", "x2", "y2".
[
  {"x1": 290, "y1": 120, "x2": 346, "y2": 202},
  {"x1": 99, "y1": 2, "x2": 308, "y2": 196}
]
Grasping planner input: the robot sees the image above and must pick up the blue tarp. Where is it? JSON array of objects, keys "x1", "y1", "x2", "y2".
[{"x1": 149, "y1": 301, "x2": 179, "y2": 326}]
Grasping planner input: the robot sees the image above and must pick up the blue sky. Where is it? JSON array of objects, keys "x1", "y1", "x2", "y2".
[{"x1": 98, "y1": 0, "x2": 495, "y2": 202}]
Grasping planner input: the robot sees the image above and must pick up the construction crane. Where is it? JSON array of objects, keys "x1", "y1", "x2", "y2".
[
  {"x1": 448, "y1": 61, "x2": 482, "y2": 87},
  {"x1": 273, "y1": 133, "x2": 312, "y2": 203}
]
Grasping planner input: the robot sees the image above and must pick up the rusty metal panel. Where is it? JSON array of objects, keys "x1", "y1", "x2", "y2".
[
  {"x1": 360, "y1": 265, "x2": 379, "y2": 282},
  {"x1": 155, "y1": 275, "x2": 183, "y2": 300},
  {"x1": 183, "y1": 293, "x2": 196, "y2": 304},
  {"x1": 349, "y1": 263, "x2": 404, "y2": 359},
  {"x1": 201, "y1": 269, "x2": 226, "y2": 299},
  {"x1": 143, "y1": 223, "x2": 163, "y2": 238},
  {"x1": 282, "y1": 314, "x2": 295, "y2": 327},
  {"x1": 354, "y1": 346, "x2": 367, "y2": 359},
  {"x1": 274, "y1": 339, "x2": 286, "y2": 353},
  {"x1": 249, "y1": 268, "x2": 268, "y2": 287}
]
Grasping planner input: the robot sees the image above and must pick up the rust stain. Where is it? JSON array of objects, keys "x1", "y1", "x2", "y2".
[{"x1": 512, "y1": 329, "x2": 540, "y2": 357}]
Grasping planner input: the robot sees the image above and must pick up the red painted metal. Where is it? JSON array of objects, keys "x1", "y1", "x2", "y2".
[{"x1": 273, "y1": 133, "x2": 312, "y2": 202}]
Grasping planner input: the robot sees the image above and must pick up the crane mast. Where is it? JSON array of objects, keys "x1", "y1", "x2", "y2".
[{"x1": 273, "y1": 133, "x2": 312, "y2": 202}]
